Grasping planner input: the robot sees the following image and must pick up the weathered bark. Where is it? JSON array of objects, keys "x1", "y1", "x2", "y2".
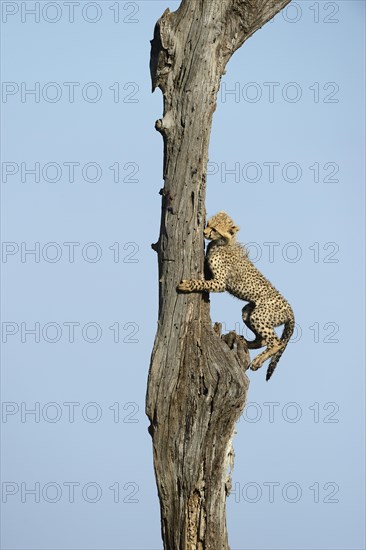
[{"x1": 146, "y1": 1, "x2": 291, "y2": 549}]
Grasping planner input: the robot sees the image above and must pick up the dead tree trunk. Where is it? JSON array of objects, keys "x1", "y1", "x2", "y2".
[{"x1": 146, "y1": 1, "x2": 291, "y2": 548}]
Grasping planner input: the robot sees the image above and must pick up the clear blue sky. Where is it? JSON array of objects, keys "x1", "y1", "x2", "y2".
[{"x1": 1, "y1": 1, "x2": 365, "y2": 549}]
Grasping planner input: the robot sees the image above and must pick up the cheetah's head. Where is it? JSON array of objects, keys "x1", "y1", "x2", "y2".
[{"x1": 204, "y1": 211, "x2": 240, "y2": 242}]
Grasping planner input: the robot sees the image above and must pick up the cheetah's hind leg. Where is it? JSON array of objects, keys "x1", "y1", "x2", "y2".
[
  {"x1": 250, "y1": 335, "x2": 284, "y2": 372},
  {"x1": 242, "y1": 303, "x2": 265, "y2": 350},
  {"x1": 243, "y1": 303, "x2": 284, "y2": 373}
]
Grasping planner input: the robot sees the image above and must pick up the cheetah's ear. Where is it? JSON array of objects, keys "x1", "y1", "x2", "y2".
[{"x1": 230, "y1": 224, "x2": 240, "y2": 235}]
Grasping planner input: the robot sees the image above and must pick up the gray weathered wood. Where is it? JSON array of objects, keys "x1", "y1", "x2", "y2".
[{"x1": 146, "y1": 1, "x2": 291, "y2": 548}]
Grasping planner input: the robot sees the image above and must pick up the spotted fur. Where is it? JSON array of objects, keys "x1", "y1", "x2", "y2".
[{"x1": 177, "y1": 211, "x2": 295, "y2": 380}]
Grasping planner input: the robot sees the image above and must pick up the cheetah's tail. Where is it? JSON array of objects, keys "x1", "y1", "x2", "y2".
[{"x1": 266, "y1": 311, "x2": 295, "y2": 381}]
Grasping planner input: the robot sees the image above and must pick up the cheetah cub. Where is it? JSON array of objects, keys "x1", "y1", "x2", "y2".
[{"x1": 177, "y1": 211, "x2": 295, "y2": 380}]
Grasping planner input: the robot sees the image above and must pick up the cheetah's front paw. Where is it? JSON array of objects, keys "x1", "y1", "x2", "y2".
[{"x1": 177, "y1": 280, "x2": 194, "y2": 292}]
